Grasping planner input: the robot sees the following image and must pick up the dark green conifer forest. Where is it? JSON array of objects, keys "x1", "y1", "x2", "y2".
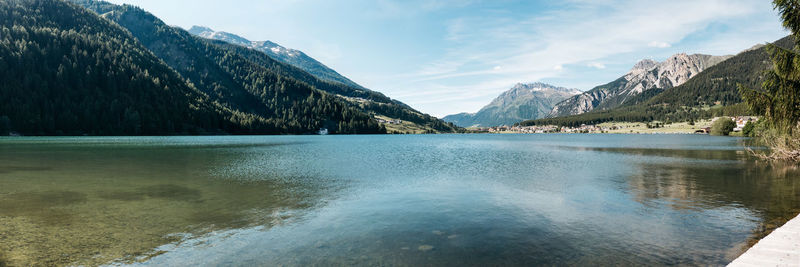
[
  {"x1": 0, "y1": 0, "x2": 462, "y2": 135},
  {"x1": 0, "y1": 0, "x2": 233, "y2": 135}
]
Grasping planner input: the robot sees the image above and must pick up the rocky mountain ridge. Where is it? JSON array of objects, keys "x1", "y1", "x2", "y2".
[
  {"x1": 188, "y1": 26, "x2": 364, "y2": 89},
  {"x1": 549, "y1": 53, "x2": 731, "y2": 117},
  {"x1": 443, "y1": 83, "x2": 580, "y2": 127}
]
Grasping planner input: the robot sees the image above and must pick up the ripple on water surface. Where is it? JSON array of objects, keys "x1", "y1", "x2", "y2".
[{"x1": 0, "y1": 135, "x2": 798, "y2": 266}]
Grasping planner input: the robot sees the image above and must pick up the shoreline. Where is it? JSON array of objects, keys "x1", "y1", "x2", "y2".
[{"x1": 729, "y1": 212, "x2": 800, "y2": 266}]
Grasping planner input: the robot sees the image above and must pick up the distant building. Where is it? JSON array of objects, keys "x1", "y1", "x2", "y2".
[
  {"x1": 733, "y1": 116, "x2": 758, "y2": 132},
  {"x1": 376, "y1": 118, "x2": 403, "y2": 125}
]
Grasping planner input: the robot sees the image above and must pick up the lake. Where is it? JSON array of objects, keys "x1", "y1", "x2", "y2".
[{"x1": 0, "y1": 134, "x2": 798, "y2": 266}]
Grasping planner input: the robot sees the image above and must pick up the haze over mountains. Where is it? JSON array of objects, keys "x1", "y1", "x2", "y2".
[{"x1": 442, "y1": 83, "x2": 580, "y2": 127}]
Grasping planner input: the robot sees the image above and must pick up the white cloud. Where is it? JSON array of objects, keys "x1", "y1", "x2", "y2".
[
  {"x1": 104, "y1": 0, "x2": 787, "y2": 117},
  {"x1": 648, "y1": 41, "x2": 672, "y2": 48},
  {"x1": 587, "y1": 62, "x2": 606, "y2": 69},
  {"x1": 390, "y1": 0, "x2": 782, "y2": 116}
]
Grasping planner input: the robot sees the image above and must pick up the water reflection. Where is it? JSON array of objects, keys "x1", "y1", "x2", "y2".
[
  {"x1": 0, "y1": 135, "x2": 798, "y2": 266},
  {"x1": 557, "y1": 145, "x2": 748, "y2": 161},
  {"x1": 582, "y1": 145, "x2": 800, "y2": 257}
]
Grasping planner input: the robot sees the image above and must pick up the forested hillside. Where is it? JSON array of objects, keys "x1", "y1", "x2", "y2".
[
  {"x1": 520, "y1": 36, "x2": 794, "y2": 127},
  {"x1": 71, "y1": 0, "x2": 388, "y2": 134},
  {"x1": 646, "y1": 37, "x2": 793, "y2": 106},
  {"x1": 0, "y1": 0, "x2": 245, "y2": 135},
  {"x1": 0, "y1": 0, "x2": 395, "y2": 135},
  {"x1": 214, "y1": 41, "x2": 393, "y2": 103},
  {"x1": 188, "y1": 28, "x2": 460, "y2": 133},
  {"x1": 68, "y1": 0, "x2": 459, "y2": 134},
  {"x1": 188, "y1": 26, "x2": 368, "y2": 92},
  {"x1": 214, "y1": 41, "x2": 461, "y2": 133},
  {"x1": 549, "y1": 54, "x2": 731, "y2": 117}
]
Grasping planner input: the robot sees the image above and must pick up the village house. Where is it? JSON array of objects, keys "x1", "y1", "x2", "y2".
[
  {"x1": 733, "y1": 116, "x2": 758, "y2": 132},
  {"x1": 376, "y1": 118, "x2": 403, "y2": 125}
]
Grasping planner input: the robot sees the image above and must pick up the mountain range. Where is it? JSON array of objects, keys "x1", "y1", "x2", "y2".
[
  {"x1": 0, "y1": 0, "x2": 459, "y2": 135},
  {"x1": 442, "y1": 83, "x2": 580, "y2": 127},
  {"x1": 446, "y1": 39, "x2": 787, "y2": 128},
  {"x1": 548, "y1": 53, "x2": 732, "y2": 117},
  {"x1": 187, "y1": 26, "x2": 364, "y2": 90},
  {"x1": 521, "y1": 36, "x2": 794, "y2": 127},
  {"x1": 0, "y1": 0, "x2": 789, "y2": 134},
  {"x1": 183, "y1": 25, "x2": 457, "y2": 133}
]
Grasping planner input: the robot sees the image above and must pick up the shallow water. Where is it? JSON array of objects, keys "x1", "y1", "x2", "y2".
[{"x1": 0, "y1": 134, "x2": 798, "y2": 266}]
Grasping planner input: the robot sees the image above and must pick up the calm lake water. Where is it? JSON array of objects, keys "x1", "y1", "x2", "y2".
[{"x1": 1, "y1": 134, "x2": 799, "y2": 266}]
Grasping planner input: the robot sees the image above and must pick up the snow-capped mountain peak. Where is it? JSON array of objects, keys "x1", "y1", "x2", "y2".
[{"x1": 187, "y1": 25, "x2": 362, "y2": 88}]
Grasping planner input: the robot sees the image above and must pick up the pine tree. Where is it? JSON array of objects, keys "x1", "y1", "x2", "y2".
[
  {"x1": 737, "y1": 0, "x2": 800, "y2": 160},
  {"x1": 740, "y1": 0, "x2": 800, "y2": 133}
]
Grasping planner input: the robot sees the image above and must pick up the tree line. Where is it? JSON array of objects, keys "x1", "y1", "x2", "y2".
[{"x1": 0, "y1": 0, "x2": 390, "y2": 135}]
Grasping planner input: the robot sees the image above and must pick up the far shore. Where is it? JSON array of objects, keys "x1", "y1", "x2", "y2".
[{"x1": 467, "y1": 117, "x2": 756, "y2": 136}]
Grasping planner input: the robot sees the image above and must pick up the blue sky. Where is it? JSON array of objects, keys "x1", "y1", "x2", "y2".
[{"x1": 106, "y1": 0, "x2": 788, "y2": 117}]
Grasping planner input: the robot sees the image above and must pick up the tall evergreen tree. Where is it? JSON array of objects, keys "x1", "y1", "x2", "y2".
[
  {"x1": 738, "y1": 0, "x2": 800, "y2": 160},
  {"x1": 741, "y1": 0, "x2": 800, "y2": 132}
]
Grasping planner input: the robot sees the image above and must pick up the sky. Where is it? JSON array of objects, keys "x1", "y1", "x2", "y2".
[{"x1": 106, "y1": 0, "x2": 789, "y2": 117}]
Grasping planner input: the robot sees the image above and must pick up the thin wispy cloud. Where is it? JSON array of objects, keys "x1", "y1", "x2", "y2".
[
  {"x1": 587, "y1": 63, "x2": 606, "y2": 69},
  {"x1": 387, "y1": 0, "x2": 786, "y2": 117},
  {"x1": 107, "y1": 0, "x2": 787, "y2": 117},
  {"x1": 648, "y1": 41, "x2": 672, "y2": 48}
]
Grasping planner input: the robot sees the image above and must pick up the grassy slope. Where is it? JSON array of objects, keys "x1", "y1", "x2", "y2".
[{"x1": 521, "y1": 36, "x2": 795, "y2": 128}]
